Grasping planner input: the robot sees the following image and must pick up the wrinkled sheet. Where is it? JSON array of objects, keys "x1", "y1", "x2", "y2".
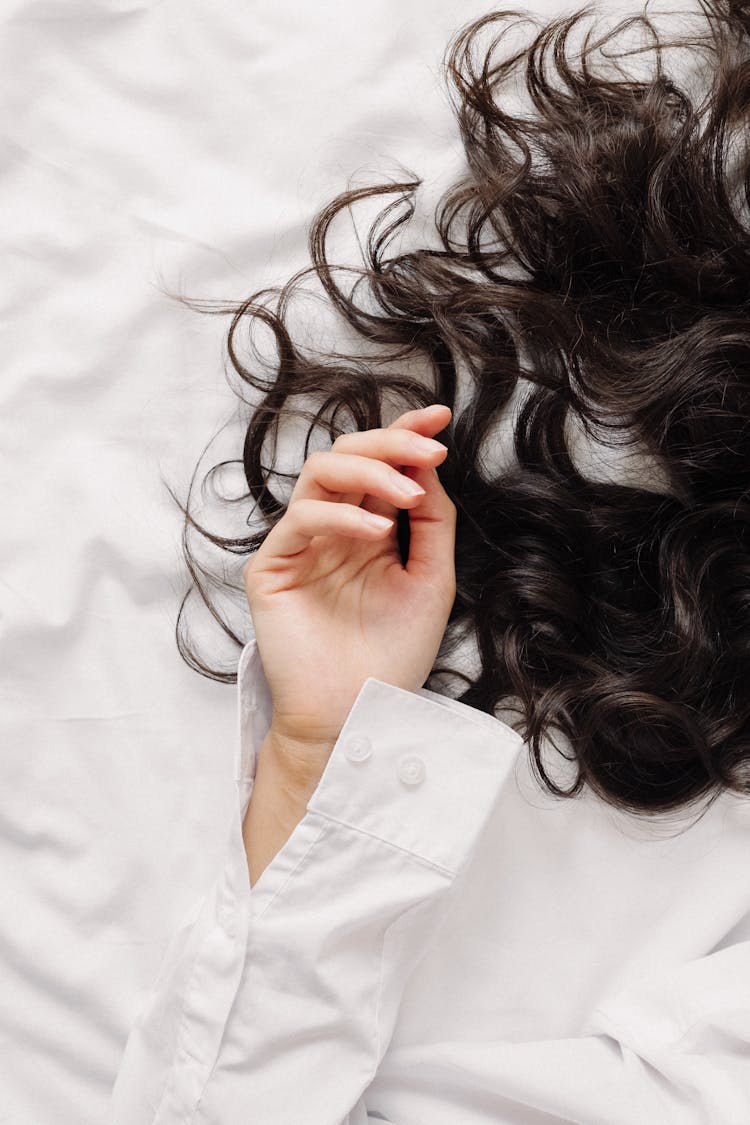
[{"x1": 0, "y1": 1, "x2": 658, "y2": 1123}]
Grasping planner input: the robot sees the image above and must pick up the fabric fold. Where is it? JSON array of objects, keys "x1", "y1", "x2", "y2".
[{"x1": 110, "y1": 637, "x2": 524, "y2": 1123}]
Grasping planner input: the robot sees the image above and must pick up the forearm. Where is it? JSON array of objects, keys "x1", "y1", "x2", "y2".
[{"x1": 242, "y1": 729, "x2": 335, "y2": 887}]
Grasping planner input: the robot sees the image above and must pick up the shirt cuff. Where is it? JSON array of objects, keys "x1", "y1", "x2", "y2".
[{"x1": 235, "y1": 633, "x2": 526, "y2": 878}]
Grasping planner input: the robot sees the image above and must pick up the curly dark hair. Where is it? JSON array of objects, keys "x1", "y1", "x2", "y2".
[{"x1": 168, "y1": 0, "x2": 750, "y2": 815}]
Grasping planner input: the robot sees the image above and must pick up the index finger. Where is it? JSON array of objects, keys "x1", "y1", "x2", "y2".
[{"x1": 388, "y1": 403, "x2": 452, "y2": 437}]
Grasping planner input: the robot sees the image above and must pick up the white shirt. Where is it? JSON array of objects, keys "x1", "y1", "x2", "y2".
[{"x1": 109, "y1": 632, "x2": 750, "y2": 1124}]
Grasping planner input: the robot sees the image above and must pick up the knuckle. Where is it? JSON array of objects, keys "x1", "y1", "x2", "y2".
[
  {"x1": 333, "y1": 429, "x2": 384, "y2": 452},
  {"x1": 242, "y1": 558, "x2": 260, "y2": 593},
  {"x1": 290, "y1": 496, "x2": 315, "y2": 520},
  {"x1": 304, "y1": 449, "x2": 328, "y2": 472}
]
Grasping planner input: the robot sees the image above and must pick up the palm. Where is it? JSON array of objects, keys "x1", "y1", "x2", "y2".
[{"x1": 249, "y1": 527, "x2": 448, "y2": 742}]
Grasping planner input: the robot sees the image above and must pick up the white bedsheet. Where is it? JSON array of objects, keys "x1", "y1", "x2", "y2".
[{"x1": 0, "y1": 2, "x2": 685, "y2": 1123}]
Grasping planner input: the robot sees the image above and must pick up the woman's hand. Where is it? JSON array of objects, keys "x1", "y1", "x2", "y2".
[{"x1": 241, "y1": 403, "x2": 456, "y2": 780}]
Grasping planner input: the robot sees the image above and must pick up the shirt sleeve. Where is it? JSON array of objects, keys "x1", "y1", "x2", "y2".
[
  {"x1": 419, "y1": 939, "x2": 750, "y2": 1124},
  {"x1": 108, "y1": 634, "x2": 526, "y2": 1124}
]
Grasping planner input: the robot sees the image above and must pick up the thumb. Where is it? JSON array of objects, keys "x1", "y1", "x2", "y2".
[{"x1": 400, "y1": 462, "x2": 457, "y2": 590}]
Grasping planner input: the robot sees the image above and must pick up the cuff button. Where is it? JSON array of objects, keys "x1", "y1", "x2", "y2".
[
  {"x1": 344, "y1": 735, "x2": 373, "y2": 763},
  {"x1": 397, "y1": 754, "x2": 426, "y2": 787}
]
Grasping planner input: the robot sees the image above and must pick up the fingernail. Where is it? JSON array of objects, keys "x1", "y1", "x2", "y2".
[
  {"x1": 397, "y1": 475, "x2": 426, "y2": 497},
  {"x1": 419, "y1": 437, "x2": 447, "y2": 453},
  {"x1": 362, "y1": 512, "x2": 394, "y2": 530}
]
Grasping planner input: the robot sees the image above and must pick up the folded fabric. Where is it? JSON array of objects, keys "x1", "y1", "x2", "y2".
[{"x1": 109, "y1": 635, "x2": 750, "y2": 1124}]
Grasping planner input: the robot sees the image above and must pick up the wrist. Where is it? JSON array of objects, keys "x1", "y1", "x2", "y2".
[
  {"x1": 243, "y1": 734, "x2": 331, "y2": 887},
  {"x1": 263, "y1": 727, "x2": 338, "y2": 796}
]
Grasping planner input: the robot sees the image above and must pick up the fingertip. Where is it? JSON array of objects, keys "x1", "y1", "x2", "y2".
[
  {"x1": 361, "y1": 511, "x2": 395, "y2": 531},
  {"x1": 422, "y1": 403, "x2": 452, "y2": 423},
  {"x1": 392, "y1": 402, "x2": 452, "y2": 430}
]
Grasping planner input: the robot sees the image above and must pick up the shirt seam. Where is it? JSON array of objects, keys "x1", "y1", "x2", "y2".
[
  {"x1": 151, "y1": 919, "x2": 214, "y2": 1124},
  {"x1": 306, "y1": 807, "x2": 457, "y2": 879},
  {"x1": 185, "y1": 925, "x2": 248, "y2": 1124},
  {"x1": 187, "y1": 817, "x2": 332, "y2": 1120},
  {"x1": 373, "y1": 915, "x2": 389, "y2": 1076},
  {"x1": 248, "y1": 816, "x2": 330, "y2": 921}
]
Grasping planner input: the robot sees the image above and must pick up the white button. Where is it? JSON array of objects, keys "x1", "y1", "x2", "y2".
[
  {"x1": 397, "y1": 754, "x2": 426, "y2": 787},
  {"x1": 344, "y1": 735, "x2": 372, "y2": 763}
]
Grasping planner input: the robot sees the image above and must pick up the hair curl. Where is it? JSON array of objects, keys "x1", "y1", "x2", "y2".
[{"x1": 169, "y1": 0, "x2": 750, "y2": 815}]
